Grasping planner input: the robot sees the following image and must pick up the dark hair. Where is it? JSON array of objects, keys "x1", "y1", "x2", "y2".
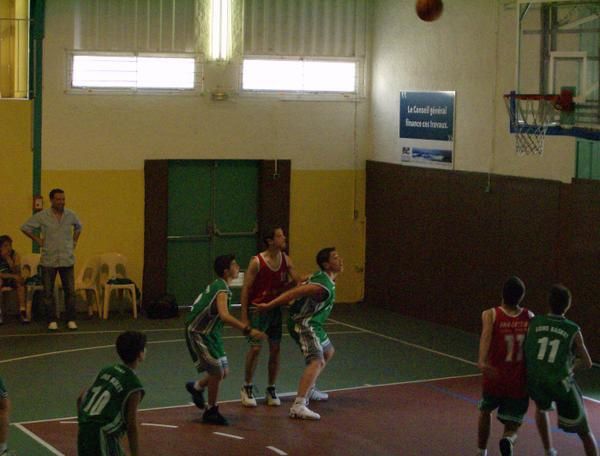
[
  {"x1": 0, "y1": 235, "x2": 11, "y2": 245},
  {"x1": 214, "y1": 254, "x2": 236, "y2": 277},
  {"x1": 262, "y1": 226, "x2": 283, "y2": 246},
  {"x1": 502, "y1": 276, "x2": 525, "y2": 307},
  {"x1": 49, "y1": 188, "x2": 65, "y2": 199},
  {"x1": 549, "y1": 284, "x2": 571, "y2": 315},
  {"x1": 116, "y1": 331, "x2": 147, "y2": 364},
  {"x1": 316, "y1": 247, "x2": 336, "y2": 270}
]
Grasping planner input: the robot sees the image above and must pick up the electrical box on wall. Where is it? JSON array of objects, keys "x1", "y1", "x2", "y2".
[{"x1": 33, "y1": 195, "x2": 43, "y2": 211}]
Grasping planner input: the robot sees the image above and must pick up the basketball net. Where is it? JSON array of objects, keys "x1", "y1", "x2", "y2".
[{"x1": 504, "y1": 94, "x2": 560, "y2": 156}]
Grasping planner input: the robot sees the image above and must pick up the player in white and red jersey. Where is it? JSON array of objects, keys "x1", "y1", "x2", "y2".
[
  {"x1": 477, "y1": 276, "x2": 534, "y2": 456},
  {"x1": 240, "y1": 227, "x2": 306, "y2": 407}
]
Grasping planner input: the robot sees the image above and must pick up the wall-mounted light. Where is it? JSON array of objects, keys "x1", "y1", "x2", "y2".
[{"x1": 210, "y1": 0, "x2": 231, "y2": 61}]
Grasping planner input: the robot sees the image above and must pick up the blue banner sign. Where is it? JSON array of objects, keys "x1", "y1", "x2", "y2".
[{"x1": 399, "y1": 91, "x2": 455, "y2": 141}]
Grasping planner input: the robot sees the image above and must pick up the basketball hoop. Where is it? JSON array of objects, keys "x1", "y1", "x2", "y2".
[{"x1": 504, "y1": 93, "x2": 562, "y2": 156}]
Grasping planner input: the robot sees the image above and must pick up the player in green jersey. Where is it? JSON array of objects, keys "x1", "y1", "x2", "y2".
[
  {"x1": 255, "y1": 247, "x2": 343, "y2": 421},
  {"x1": 77, "y1": 331, "x2": 146, "y2": 456},
  {"x1": 185, "y1": 254, "x2": 265, "y2": 425},
  {"x1": 524, "y1": 285, "x2": 598, "y2": 456},
  {"x1": 0, "y1": 376, "x2": 10, "y2": 455}
]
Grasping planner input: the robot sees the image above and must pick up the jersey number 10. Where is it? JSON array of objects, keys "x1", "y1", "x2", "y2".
[
  {"x1": 504, "y1": 334, "x2": 525, "y2": 362},
  {"x1": 83, "y1": 386, "x2": 111, "y2": 416}
]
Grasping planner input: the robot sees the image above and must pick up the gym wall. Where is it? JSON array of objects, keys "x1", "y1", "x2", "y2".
[{"x1": 365, "y1": 161, "x2": 600, "y2": 361}]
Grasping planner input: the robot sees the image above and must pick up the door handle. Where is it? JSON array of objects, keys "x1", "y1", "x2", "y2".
[
  {"x1": 214, "y1": 222, "x2": 258, "y2": 237},
  {"x1": 166, "y1": 235, "x2": 210, "y2": 241}
]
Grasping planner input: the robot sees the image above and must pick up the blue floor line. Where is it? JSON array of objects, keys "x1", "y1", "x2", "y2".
[{"x1": 422, "y1": 383, "x2": 579, "y2": 439}]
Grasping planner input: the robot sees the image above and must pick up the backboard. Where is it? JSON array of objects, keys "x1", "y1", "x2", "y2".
[{"x1": 516, "y1": 0, "x2": 599, "y2": 140}]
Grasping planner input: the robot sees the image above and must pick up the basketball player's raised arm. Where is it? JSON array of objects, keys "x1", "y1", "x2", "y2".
[
  {"x1": 573, "y1": 331, "x2": 593, "y2": 370},
  {"x1": 240, "y1": 257, "x2": 259, "y2": 325},
  {"x1": 478, "y1": 309, "x2": 494, "y2": 373},
  {"x1": 255, "y1": 283, "x2": 324, "y2": 312},
  {"x1": 125, "y1": 391, "x2": 142, "y2": 456}
]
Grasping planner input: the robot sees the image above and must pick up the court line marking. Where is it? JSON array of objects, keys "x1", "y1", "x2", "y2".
[
  {"x1": 267, "y1": 445, "x2": 288, "y2": 455},
  {"x1": 0, "y1": 344, "x2": 114, "y2": 365},
  {"x1": 141, "y1": 423, "x2": 178, "y2": 429},
  {"x1": 329, "y1": 318, "x2": 600, "y2": 404},
  {"x1": 0, "y1": 331, "x2": 363, "y2": 365},
  {"x1": 13, "y1": 423, "x2": 65, "y2": 455},
  {"x1": 329, "y1": 317, "x2": 478, "y2": 367},
  {"x1": 0, "y1": 322, "x2": 343, "y2": 338},
  {"x1": 59, "y1": 421, "x2": 77, "y2": 424},
  {"x1": 15, "y1": 373, "x2": 599, "y2": 426},
  {"x1": 0, "y1": 328, "x2": 185, "y2": 338},
  {"x1": 14, "y1": 374, "x2": 480, "y2": 425},
  {"x1": 424, "y1": 382, "x2": 582, "y2": 438},
  {"x1": 213, "y1": 431, "x2": 244, "y2": 440}
]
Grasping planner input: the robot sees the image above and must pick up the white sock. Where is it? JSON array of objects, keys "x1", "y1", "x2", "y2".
[
  {"x1": 294, "y1": 396, "x2": 305, "y2": 406},
  {"x1": 193, "y1": 381, "x2": 203, "y2": 391},
  {"x1": 476, "y1": 449, "x2": 487, "y2": 456},
  {"x1": 546, "y1": 449, "x2": 557, "y2": 456}
]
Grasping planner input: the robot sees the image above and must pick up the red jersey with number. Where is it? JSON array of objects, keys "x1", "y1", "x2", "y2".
[
  {"x1": 482, "y1": 306, "x2": 533, "y2": 398},
  {"x1": 249, "y1": 252, "x2": 289, "y2": 304}
]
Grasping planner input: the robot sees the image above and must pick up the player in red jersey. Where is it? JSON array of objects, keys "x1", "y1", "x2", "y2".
[
  {"x1": 240, "y1": 227, "x2": 307, "y2": 407},
  {"x1": 477, "y1": 276, "x2": 534, "y2": 456}
]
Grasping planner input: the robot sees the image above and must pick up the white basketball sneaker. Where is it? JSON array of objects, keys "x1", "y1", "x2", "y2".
[
  {"x1": 289, "y1": 403, "x2": 320, "y2": 420},
  {"x1": 309, "y1": 387, "x2": 329, "y2": 401},
  {"x1": 265, "y1": 386, "x2": 281, "y2": 406},
  {"x1": 241, "y1": 384, "x2": 257, "y2": 407}
]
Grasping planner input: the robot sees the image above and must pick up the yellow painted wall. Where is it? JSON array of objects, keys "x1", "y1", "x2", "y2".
[
  {"x1": 290, "y1": 170, "x2": 366, "y2": 303},
  {"x1": 0, "y1": 102, "x2": 147, "y2": 290},
  {"x1": 0, "y1": 100, "x2": 32, "y2": 254},
  {"x1": 41, "y1": 170, "x2": 145, "y2": 288}
]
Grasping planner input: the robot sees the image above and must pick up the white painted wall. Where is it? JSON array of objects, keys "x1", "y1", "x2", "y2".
[
  {"x1": 370, "y1": 0, "x2": 576, "y2": 183},
  {"x1": 42, "y1": 1, "x2": 369, "y2": 171}
]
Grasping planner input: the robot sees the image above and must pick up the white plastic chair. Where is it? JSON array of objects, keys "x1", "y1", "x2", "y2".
[
  {"x1": 75, "y1": 256, "x2": 101, "y2": 317},
  {"x1": 21, "y1": 253, "x2": 43, "y2": 321},
  {"x1": 99, "y1": 253, "x2": 138, "y2": 320}
]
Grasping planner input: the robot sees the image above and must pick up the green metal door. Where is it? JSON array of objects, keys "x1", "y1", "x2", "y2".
[
  {"x1": 167, "y1": 160, "x2": 258, "y2": 306},
  {"x1": 576, "y1": 139, "x2": 600, "y2": 180}
]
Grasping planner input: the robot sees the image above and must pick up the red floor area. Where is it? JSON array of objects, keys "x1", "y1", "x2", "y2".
[{"x1": 24, "y1": 375, "x2": 599, "y2": 455}]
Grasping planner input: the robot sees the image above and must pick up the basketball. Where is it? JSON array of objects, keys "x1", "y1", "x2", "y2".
[{"x1": 416, "y1": 0, "x2": 444, "y2": 22}]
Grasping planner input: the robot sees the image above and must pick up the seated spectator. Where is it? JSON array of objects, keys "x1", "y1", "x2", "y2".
[{"x1": 0, "y1": 235, "x2": 28, "y2": 323}]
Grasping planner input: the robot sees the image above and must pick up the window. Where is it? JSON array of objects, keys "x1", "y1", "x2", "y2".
[
  {"x1": 242, "y1": 58, "x2": 358, "y2": 94},
  {"x1": 242, "y1": 1, "x2": 366, "y2": 98},
  {"x1": 70, "y1": 54, "x2": 198, "y2": 92}
]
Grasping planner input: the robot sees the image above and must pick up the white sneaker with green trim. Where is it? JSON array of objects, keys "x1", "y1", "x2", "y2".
[{"x1": 289, "y1": 403, "x2": 320, "y2": 420}]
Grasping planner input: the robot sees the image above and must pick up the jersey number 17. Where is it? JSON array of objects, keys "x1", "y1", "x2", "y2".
[{"x1": 504, "y1": 334, "x2": 525, "y2": 362}]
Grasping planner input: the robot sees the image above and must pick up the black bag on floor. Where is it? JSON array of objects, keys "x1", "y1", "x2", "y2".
[{"x1": 145, "y1": 294, "x2": 178, "y2": 319}]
